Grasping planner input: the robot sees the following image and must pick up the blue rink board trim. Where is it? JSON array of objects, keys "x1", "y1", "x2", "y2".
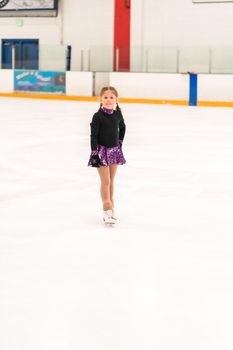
[{"x1": 189, "y1": 73, "x2": 198, "y2": 106}]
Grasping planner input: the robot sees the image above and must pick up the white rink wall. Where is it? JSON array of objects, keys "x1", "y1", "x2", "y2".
[
  {"x1": 65, "y1": 72, "x2": 93, "y2": 96},
  {"x1": 1, "y1": 70, "x2": 233, "y2": 103},
  {"x1": 109, "y1": 73, "x2": 189, "y2": 101},
  {"x1": 0, "y1": 70, "x2": 93, "y2": 96},
  {"x1": 198, "y1": 74, "x2": 233, "y2": 102},
  {"x1": 0, "y1": 69, "x2": 14, "y2": 93}
]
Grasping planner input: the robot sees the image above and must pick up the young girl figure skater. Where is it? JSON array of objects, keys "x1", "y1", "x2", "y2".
[{"x1": 88, "y1": 86, "x2": 126, "y2": 224}]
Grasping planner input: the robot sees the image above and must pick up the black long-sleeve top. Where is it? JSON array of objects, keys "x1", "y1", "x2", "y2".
[{"x1": 90, "y1": 108, "x2": 126, "y2": 151}]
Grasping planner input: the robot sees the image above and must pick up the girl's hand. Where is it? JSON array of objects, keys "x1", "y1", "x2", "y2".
[{"x1": 90, "y1": 154, "x2": 101, "y2": 167}]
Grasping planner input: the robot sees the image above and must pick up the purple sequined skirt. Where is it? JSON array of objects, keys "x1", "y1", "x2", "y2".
[{"x1": 88, "y1": 144, "x2": 126, "y2": 167}]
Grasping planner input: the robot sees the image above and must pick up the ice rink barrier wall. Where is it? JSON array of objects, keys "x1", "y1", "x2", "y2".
[{"x1": 0, "y1": 70, "x2": 233, "y2": 107}]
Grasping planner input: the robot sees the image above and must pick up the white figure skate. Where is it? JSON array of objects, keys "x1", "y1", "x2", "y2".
[
  {"x1": 103, "y1": 209, "x2": 116, "y2": 225},
  {"x1": 112, "y1": 208, "x2": 117, "y2": 221}
]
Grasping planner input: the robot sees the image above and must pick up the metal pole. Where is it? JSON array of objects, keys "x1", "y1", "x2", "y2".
[
  {"x1": 92, "y1": 71, "x2": 96, "y2": 96},
  {"x1": 66, "y1": 45, "x2": 71, "y2": 71},
  {"x1": 59, "y1": 0, "x2": 64, "y2": 45},
  {"x1": 209, "y1": 47, "x2": 212, "y2": 74},
  {"x1": 176, "y1": 48, "x2": 180, "y2": 73},
  {"x1": 80, "y1": 50, "x2": 84, "y2": 71},
  {"x1": 87, "y1": 49, "x2": 91, "y2": 71},
  {"x1": 145, "y1": 49, "x2": 148, "y2": 72},
  {"x1": 12, "y1": 46, "x2": 15, "y2": 69}
]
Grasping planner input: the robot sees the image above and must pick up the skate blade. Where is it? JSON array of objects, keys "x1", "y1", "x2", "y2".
[{"x1": 103, "y1": 219, "x2": 116, "y2": 225}]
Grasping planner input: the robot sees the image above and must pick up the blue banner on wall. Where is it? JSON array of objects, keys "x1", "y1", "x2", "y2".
[{"x1": 14, "y1": 70, "x2": 66, "y2": 94}]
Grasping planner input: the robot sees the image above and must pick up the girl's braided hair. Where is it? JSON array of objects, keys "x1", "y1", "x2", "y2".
[{"x1": 100, "y1": 86, "x2": 121, "y2": 112}]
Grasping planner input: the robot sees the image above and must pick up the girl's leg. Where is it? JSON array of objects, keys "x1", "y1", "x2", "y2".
[
  {"x1": 97, "y1": 166, "x2": 112, "y2": 210},
  {"x1": 109, "y1": 164, "x2": 118, "y2": 208}
]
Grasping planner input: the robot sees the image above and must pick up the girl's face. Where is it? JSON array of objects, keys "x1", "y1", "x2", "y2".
[{"x1": 101, "y1": 90, "x2": 117, "y2": 109}]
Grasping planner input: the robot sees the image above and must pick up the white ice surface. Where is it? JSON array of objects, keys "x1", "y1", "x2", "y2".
[{"x1": 0, "y1": 97, "x2": 233, "y2": 350}]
